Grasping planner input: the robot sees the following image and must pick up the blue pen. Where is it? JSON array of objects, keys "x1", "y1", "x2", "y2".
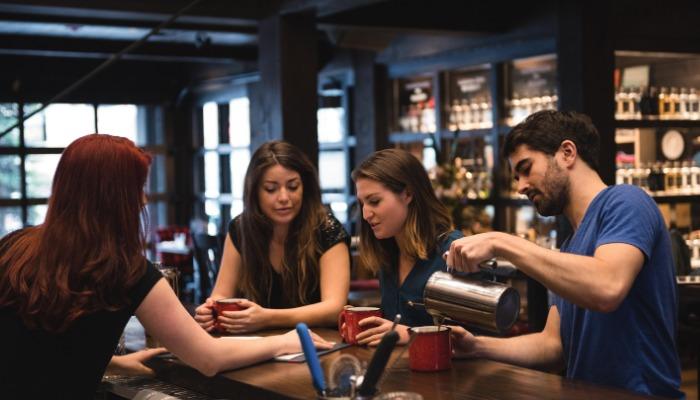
[{"x1": 296, "y1": 322, "x2": 327, "y2": 397}]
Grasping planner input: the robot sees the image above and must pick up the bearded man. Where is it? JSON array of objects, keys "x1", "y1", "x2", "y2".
[{"x1": 446, "y1": 110, "x2": 683, "y2": 398}]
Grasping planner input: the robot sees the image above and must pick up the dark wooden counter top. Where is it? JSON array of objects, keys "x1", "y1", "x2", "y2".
[{"x1": 142, "y1": 328, "x2": 665, "y2": 400}]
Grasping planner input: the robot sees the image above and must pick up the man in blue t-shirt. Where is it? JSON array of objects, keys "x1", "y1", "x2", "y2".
[{"x1": 445, "y1": 110, "x2": 683, "y2": 398}]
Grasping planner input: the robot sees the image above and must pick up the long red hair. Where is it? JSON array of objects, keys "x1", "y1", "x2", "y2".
[{"x1": 0, "y1": 134, "x2": 152, "y2": 332}]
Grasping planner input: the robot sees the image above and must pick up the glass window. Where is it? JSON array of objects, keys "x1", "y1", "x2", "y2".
[
  {"x1": 229, "y1": 98, "x2": 250, "y2": 147},
  {"x1": 231, "y1": 149, "x2": 249, "y2": 198},
  {"x1": 203, "y1": 102, "x2": 219, "y2": 149},
  {"x1": 318, "y1": 107, "x2": 344, "y2": 144},
  {"x1": 147, "y1": 154, "x2": 167, "y2": 194},
  {"x1": 27, "y1": 205, "x2": 48, "y2": 226},
  {"x1": 97, "y1": 104, "x2": 138, "y2": 143},
  {"x1": 231, "y1": 199, "x2": 243, "y2": 222},
  {"x1": 205, "y1": 199, "x2": 221, "y2": 234},
  {"x1": 26, "y1": 104, "x2": 95, "y2": 147},
  {"x1": 204, "y1": 151, "x2": 220, "y2": 197},
  {"x1": 0, "y1": 103, "x2": 20, "y2": 146},
  {"x1": 0, "y1": 207, "x2": 22, "y2": 236},
  {"x1": 26, "y1": 154, "x2": 61, "y2": 198},
  {"x1": 0, "y1": 155, "x2": 21, "y2": 199},
  {"x1": 322, "y1": 193, "x2": 348, "y2": 224},
  {"x1": 319, "y1": 151, "x2": 346, "y2": 190},
  {"x1": 422, "y1": 146, "x2": 437, "y2": 171}
]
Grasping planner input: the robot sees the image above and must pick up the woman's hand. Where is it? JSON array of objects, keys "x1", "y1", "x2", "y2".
[
  {"x1": 194, "y1": 298, "x2": 216, "y2": 332},
  {"x1": 105, "y1": 348, "x2": 168, "y2": 376},
  {"x1": 217, "y1": 299, "x2": 270, "y2": 334},
  {"x1": 276, "y1": 329, "x2": 335, "y2": 356},
  {"x1": 355, "y1": 317, "x2": 410, "y2": 346},
  {"x1": 450, "y1": 325, "x2": 478, "y2": 358}
]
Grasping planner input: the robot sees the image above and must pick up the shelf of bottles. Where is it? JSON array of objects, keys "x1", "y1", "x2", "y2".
[
  {"x1": 505, "y1": 54, "x2": 558, "y2": 127},
  {"x1": 615, "y1": 86, "x2": 700, "y2": 122},
  {"x1": 445, "y1": 67, "x2": 493, "y2": 132},
  {"x1": 616, "y1": 159, "x2": 700, "y2": 198},
  {"x1": 501, "y1": 54, "x2": 559, "y2": 200},
  {"x1": 394, "y1": 75, "x2": 436, "y2": 135}
]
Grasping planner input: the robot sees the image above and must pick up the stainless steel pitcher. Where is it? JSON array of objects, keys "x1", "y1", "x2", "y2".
[{"x1": 423, "y1": 271, "x2": 520, "y2": 334}]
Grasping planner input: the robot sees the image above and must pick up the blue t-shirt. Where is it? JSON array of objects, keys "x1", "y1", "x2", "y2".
[
  {"x1": 552, "y1": 185, "x2": 682, "y2": 398},
  {"x1": 379, "y1": 230, "x2": 463, "y2": 327}
]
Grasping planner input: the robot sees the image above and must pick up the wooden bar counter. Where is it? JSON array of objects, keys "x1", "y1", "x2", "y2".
[{"x1": 141, "y1": 328, "x2": 665, "y2": 400}]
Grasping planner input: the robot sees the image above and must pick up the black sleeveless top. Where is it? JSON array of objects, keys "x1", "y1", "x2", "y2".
[{"x1": 228, "y1": 211, "x2": 349, "y2": 308}]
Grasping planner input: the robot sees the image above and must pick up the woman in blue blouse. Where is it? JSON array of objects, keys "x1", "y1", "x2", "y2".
[{"x1": 352, "y1": 149, "x2": 462, "y2": 345}]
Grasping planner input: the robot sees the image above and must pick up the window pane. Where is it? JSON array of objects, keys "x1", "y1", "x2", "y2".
[
  {"x1": 422, "y1": 146, "x2": 437, "y2": 171},
  {"x1": 27, "y1": 204, "x2": 48, "y2": 226},
  {"x1": 97, "y1": 104, "x2": 138, "y2": 143},
  {"x1": 0, "y1": 155, "x2": 21, "y2": 199},
  {"x1": 0, "y1": 103, "x2": 20, "y2": 146},
  {"x1": 205, "y1": 199, "x2": 221, "y2": 235},
  {"x1": 26, "y1": 154, "x2": 60, "y2": 198},
  {"x1": 147, "y1": 154, "x2": 166, "y2": 194},
  {"x1": 26, "y1": 104, "x2": 94, "y2": 147},
  {"x1": 319, "y1": 151, "x2": 346, "y2": 190},
  {"x1": 203, "y1": 102, "x2": 219, "y2": 149},
  {"x1": 231, "y1": 199, "x2": 243, "y2": 221},
  {"x1": 0, "y1": 207, "x2": 22, "y2": 236},
  {"x1": 204, "y1": 151, "x2": 220, "y2": 197},
  {"x1": 146, "y1": 201, "x2": 167, "y2": 233},
  {"x1": 322, "y1": 193, "x2": 348, "y2": 224},
  {"x1": 230, "y1": 149, "x2": 250, "y2": 198},
  {"x1": 229, "y1": 98, "x2": 250, "y2": 147},
  {"x1": 318, "y1": 107, "x2": 344, "y2": 143}
]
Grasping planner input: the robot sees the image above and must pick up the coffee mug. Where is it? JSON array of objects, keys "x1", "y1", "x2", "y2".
[
  {"x1": 212, "y1": 298, "x2": 246, "y2": 333},
  {"x1": 337, "y1": 306, "x2": 382, "y2": 344},
  {"x1": 407, "y1": 326, "x2": 451, "y2": 372}
]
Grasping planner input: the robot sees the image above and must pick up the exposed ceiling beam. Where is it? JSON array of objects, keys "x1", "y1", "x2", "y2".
[
  {"x1": 0, "y1": 35, "x2": 257, "y2": 63},
  {"x1": 0, "y1": 1, "x2": 270, "y2": 26},
  {"x1": 279, "y1": 0, "x2": 390, "y2": 17}
]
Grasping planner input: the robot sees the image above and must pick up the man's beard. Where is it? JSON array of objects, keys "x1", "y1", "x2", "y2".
[{"x1": 532, "y1": 160, "x2": 569, "y2": 216}]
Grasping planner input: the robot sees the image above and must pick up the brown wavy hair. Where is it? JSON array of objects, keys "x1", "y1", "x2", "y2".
[
  {"x1": 0, "y1": 134, "x2": 152, "y2": 333},
  {"x1": 352, "y1": 149, "x2": 453, "y2": 273},
  {"x1": 236, "y1": 141, "x2": 326, "y2": 306}
]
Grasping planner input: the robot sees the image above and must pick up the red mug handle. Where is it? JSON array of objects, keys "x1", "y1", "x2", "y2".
[{"x1": 338, "y1": 309, "x2": 348, "y2": 341}]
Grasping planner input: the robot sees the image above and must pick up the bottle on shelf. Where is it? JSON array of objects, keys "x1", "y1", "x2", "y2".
[
  {"x1": 658, "y1": 87, "x2": 671, "y2": 119},
  {"x1": 669, "y1": 87, "x2": 681, "y2": 118},
  {"x1": 689, "y1": 88, "x2": 700, "y2": 120}
]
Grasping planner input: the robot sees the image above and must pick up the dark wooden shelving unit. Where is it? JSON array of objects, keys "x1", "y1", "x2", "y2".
[
  {"x1": 650, "y1": 194, "x2": 700, "y2": 203},
  {"x1": 615, "y1": 120, "x2": 700, "y2": 129}
]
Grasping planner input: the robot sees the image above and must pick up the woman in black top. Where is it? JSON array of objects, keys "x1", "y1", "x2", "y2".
[
  {"x1": 195, "y1": 141, "x2": 350, "y2": 333},
  {"x1": 0, "y1": 134, "x2": 331, "y2": 399}
]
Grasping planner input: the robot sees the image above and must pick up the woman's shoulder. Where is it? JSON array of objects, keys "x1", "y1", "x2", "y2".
[{"x1": 318, "y1": 211, "x2": 350, "y2": 251}]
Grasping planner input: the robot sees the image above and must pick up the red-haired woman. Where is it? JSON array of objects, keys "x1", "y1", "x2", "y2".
[{"x1": 0, "y1": 134, "x2": 331, "y2": 399}]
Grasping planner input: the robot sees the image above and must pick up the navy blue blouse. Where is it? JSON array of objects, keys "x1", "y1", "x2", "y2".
[{"x1": 378, "y1": 230, "x2": 463, "y2": 327}]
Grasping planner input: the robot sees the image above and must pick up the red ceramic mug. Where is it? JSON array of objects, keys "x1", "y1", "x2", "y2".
[
  {"x1": 212, "y1": 298, "x2": 245, "y2": 333},
  {"x1": 408, "y1": 326, "x2": 452, "y2": 371},
  {"x1": 338, "y1": 306, "x2": 382, "y2": 344}
]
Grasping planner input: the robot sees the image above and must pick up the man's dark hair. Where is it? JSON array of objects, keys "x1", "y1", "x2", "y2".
[{"x1": 503, "y1": 110, "x2": 600, "y2": 171}]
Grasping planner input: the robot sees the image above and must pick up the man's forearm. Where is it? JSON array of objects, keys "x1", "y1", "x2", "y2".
[
  {"x1": 491, "y1": 233, "x2": 636, "y2": 312},
  {"x1": 472, "y1": 332, "x2": 564, "y2": 372}
]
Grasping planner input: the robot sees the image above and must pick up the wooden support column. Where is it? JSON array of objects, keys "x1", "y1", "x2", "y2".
[
  {"x1": 253, "y1": 12, "x2": 319, "y2": 166},
  {"x1": 557, "y1": 0, "x2": 615, "y2": 185},
  {"x1": 351, "y1": 50, "x2": 389, "y2": 166}
]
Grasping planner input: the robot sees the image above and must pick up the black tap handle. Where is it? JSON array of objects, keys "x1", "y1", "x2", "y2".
[{"x1": 358, "y1": 330, "x2": 400, "y2": 397}]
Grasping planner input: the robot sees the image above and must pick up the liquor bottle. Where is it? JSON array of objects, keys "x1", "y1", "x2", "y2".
[
  {"x1": 628, "y1": 87, "x2": 641, "y2": 119},
  {"x1": 649, "y1": 86, "x2": 660, "y2": 117},
  {"x1": 639, "y1": 86, "x2": 653, "y2": 118},
  {"x1": 658, "y1": 87, "x2": 670, "y2": 119},
  {"x1": 669, "y1": 87, "x2": 680, "y2": 119},
  {"x1": 680, "y1": 161, "x2": 692, "y2": 194},
  {"x1": 689, "y1": 88, "x2": 700, "y2": 120},
  {"x1": 679, "y1": 88, "x2": 690, "y2": 119},
  {"x1": 460, "y1": 99, "x2": 471, "y2": 131}
]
